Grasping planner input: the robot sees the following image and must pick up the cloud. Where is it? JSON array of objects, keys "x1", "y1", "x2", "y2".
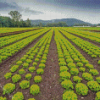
[
  {"x1": 23, "y1": 8, "x2": 43, "y2": 15},
  {"x1": 0, "y1": 1, "x2": 21, "y2": 11}
]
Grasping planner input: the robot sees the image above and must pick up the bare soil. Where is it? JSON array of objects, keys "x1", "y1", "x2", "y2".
[{"x1": 35, "y1": 32, "x2": 63, "y2": 100}]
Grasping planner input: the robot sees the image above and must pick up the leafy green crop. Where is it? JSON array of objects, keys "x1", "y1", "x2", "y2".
[
  {"x1": 10, "y1": 65, "x2": 19, "y2": 72},
  {"x1": 12, "y1": 92, "x2": 24, "y2": 100},
  {"x1": 28, "y1": 67, "x2": 35, "y2": 72},
  {"x1": 63, "y1": 91, "x2": 77, "y2": 100},
  {"x1": 0, "y1": 96, "x2": 7, "y2": 100},
  {"x1": 23, "y1": 63, "x2": 29, "y2": 68},
  {"x1": 28, "y1": 98, "x2": 36, "y2": 100},
  {"x1": 82, "y1": 72, "x2": 93, "y2": 81},
  {"x1": 61, "y1": 79, "x2": 74, "y2": 90},
  {"x1": 12, "y1": 74, "x2": 21, "y2": 83},
  {"x1": 34, "y1": 76, "x2": 42, "y2": 83},
  {"x1": 75, "y1": 83, "x2": 88, "y2": 96},
  {"x1": 87, "y1": 81, "x2": 100, "y2": 92},
  {"x1": 16, "y1": 61, "x2": 22, "y2": 66},
  {"x1": 18, "y1": 68, "x2": 26, "y2": 75},
  {"x1": 30, "y1": 84, "x2": 40, "y2": 96},
  {"x1": 79, "y1": 67, "x2": 86, "y2": 72},
  {"x1": 36, "y1": 68, "x2": 44, "y2": 75},
  {"x1": 70, "y1": 68, "x2": 79, "y2": 75},
  {"x1": 39, "y1": 63, "x2": 45, "y2": 69},
  {"x1": 3, "y1": 83, "x2": 15, "y2": 95},
  {"x1": 89, "y1": 69, "x2": 99, "y2": 76},
  {"x1": 19, "y1": 80, "x2": 30, "y2": 89},
  {"x1": 73, "y1": 76, "x2": 82, "y2": 83},
  {"x1": 25, "y1": 73, "x2": 32, "y2": 80},
  {"x1": 4, "y1": 72, "x2": 12, "y2": 79},
  {"x1": 60, "y1": 71, "x2": 71, "y2": 81},
  {"x1": 96, "y1": 77, "x2": 100, "y2": 84},
  {"x1": 95, "y1": 92, "x2": 100, "y2": 100}
]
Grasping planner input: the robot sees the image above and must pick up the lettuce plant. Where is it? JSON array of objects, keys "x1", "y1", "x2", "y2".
[
  {"x1": 95, "y1": 92, "x2": 100, "y2": 100},
  {"x1": 98, "y1": 60, "x2": 100, "y2": 65},
  {"x1": 4, "y1": 72, "x2": 12, "y2": 79},
  {"x1": 30, "y1": 84, "x2": 40, "y2": 96},
  {"x1": 60, "y1": 66, "x2": 69, "y2": 72},
  {"x1": 20, "y1": 57, "x2": 26, "y2": 62},
  {"x1": 3, "y1": 83, "x2": 15, "y2": 95},
  {"x1": 81, "y1": 60, "x2": 88, "y2": 64},
  {"x1": 87, "y1": 81, "x2": 100, "y2": 92},
  {"x1": 70, "y1": 68, "x2": 79, "y2": 75},
  {"x1": 59, "y1": 62, "x2": 66, "y2": 66},
  {"x1": 34, "y1": 76, "x2": 42, "y2": 83},
  {"x1": 73, "y1": 76, "x2": 82, "y2": 83},
  {"x1": 89, "y1": 69, "x2": 99, "y2": 76},
  {"x1": 10, "y1": 65, "x2": 19, "y2": 72},
  {"x1": 63, "y1": 91, "x2": 77, "y2": 100},
  {"x1": 60, "y1": 71, "x2": 71, "y2": 81},
  {"x1": 19, "y1": 80, "x2": 30, "y2": 89},
  {"x1": 35, "y1": 58, "x2": 39, "y2": 62},
  {"x1": 39, "y1": 63, "x2": 45, "y2": 69},
  {"x1": 96, "y1": 77, "x2": 100, "y2": 84},
  {"x1": 36, "y1": 68, "x2": 44, "y2": 75},
  {"x1": 25, "y1": 73, "x2": 32, "y2": 80},
  {"x1": 23, "y1": 63, "x2": 29, "y2": 68},
  {"x1": 12, "y1": 92, "x2": 24, "y2": 100},
  {"x1": 32, "y1": 62, "x2": 37, "y2": 67},
  {"x1": 75, "y1": 83, "x2": 88, "y2": 96},
  {"x1": 16, "y1": 61, "x2": 22, "y2": 66},
  {"x1": 28, "y1": 67, "x2": 35, "y2": 72},
  {"x1": 40, "y1": 60, "x2": 46, "y2": 64},
  {"x1": 82, "y1": 72, "x2": 93, "y2": 81},
  {"x1": 26, "y1": 59, "x2": 32, "y2": 64},
  {"x1": 85, "y1": 64, "x2": 94, "y2": 69},
  {"x1": 61, "y1": 79, "x2": 74, "y2": 90},
  {"x1": 76, "y1": 62, "x2": 83, "y2": 67},
  {"x1": 12, "y1": 74, "x2": 21, "y2": 83},
  {"x1": 0, "y1": 97, "x2": 7, "y2": 100},
  {"x1": 79, "y1": 67, "x2": 86, "y2": 72},
  {"x1": 66, "y1": 59, "x2": 73, "y2": 63},
  {"x1": 68, "y1": 63, "x2": 76, "y2": 69},
  {"x1": 18, "y1": 68, "x2": 26, "y2": 75}
]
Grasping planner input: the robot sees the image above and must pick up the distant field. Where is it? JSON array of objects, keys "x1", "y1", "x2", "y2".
[{"x1": 0, "y1": 27, "x2": 100, "y2": 100}]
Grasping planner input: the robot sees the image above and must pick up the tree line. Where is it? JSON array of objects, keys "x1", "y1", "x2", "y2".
[{"x1": 0, "y1": 11, "x2": 31, "y2": 27}]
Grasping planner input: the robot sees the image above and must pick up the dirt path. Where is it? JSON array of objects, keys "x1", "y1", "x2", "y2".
[{"x1": 35, "y1": 32, "x2": 63, "y2": 100}]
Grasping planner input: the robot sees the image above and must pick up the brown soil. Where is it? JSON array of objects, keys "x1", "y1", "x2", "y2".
[
  {"x1": 83, "y1": 29, "x2": 100, "y2": 33},
  {"x1": 35, "y1": 32, "x2": 64, "y2": 100},
  {"x1": 60, "y1": 31, "x2": 100, "y2": 100},
  {"x1": 0, "y1": 28, "x2": 43, "y2": 37}
]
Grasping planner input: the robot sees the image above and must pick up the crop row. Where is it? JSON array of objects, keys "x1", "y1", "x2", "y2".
[
  {"x1": 0, "y1": 28, "x2": 50, "y2": 64},
  {"x1": 0, "y1": 27, "x2": 36, "y2": 34},
  {"x1": 0, "y1": 29, "x2": 53, "y2": 100},
  {"x1": 61, "y1": 27, "x2": 100, "y2": 43},
  {"x1": 59, "y1": 29, "x2": 100, "y2": 59},
  {"x1": 55, "y1": 29, "x2": 100, "y2": 100},
  {"x1": 0, "y1": 28, "x2": 44, "y2": 48}
]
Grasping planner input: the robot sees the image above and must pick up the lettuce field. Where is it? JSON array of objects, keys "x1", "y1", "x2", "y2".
[{"x1": 0, "y1": 27, "x2": 100, "y2": 100}]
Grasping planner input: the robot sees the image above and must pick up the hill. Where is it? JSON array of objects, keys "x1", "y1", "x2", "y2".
[{"x1": 30, "y1": 18, "x2": 92, "y2": 26}]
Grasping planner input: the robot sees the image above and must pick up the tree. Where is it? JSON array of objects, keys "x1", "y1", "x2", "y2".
[
  {"x1": 9, "y1": 11, "x2": 22, "y2": 27},
  {"x1": 26, "y1": 18, "x2": 31, "y2": 27}
]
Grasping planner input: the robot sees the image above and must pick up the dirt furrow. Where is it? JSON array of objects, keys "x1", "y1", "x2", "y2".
[{"x1": 35, "y1": 32, "x2": 63, "y2": 100}]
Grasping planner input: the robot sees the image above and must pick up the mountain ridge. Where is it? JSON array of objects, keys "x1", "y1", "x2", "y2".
[{"x1": 30, "y1": 18, "x2": 92, "y2": 26}]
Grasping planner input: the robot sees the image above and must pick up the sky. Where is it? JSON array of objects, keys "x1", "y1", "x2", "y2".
[{"x1": 0, "y1": 0, "x2": 100, "y2": 24}]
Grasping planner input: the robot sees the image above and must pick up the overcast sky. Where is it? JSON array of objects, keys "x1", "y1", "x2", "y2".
[{"x1": 0, "y1": 0, "x2": 100, "y2": 24}]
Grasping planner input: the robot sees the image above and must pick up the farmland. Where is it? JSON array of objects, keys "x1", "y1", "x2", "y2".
[{"x1": 0, "y1": 27, "x2": 100, "y2": 100}]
